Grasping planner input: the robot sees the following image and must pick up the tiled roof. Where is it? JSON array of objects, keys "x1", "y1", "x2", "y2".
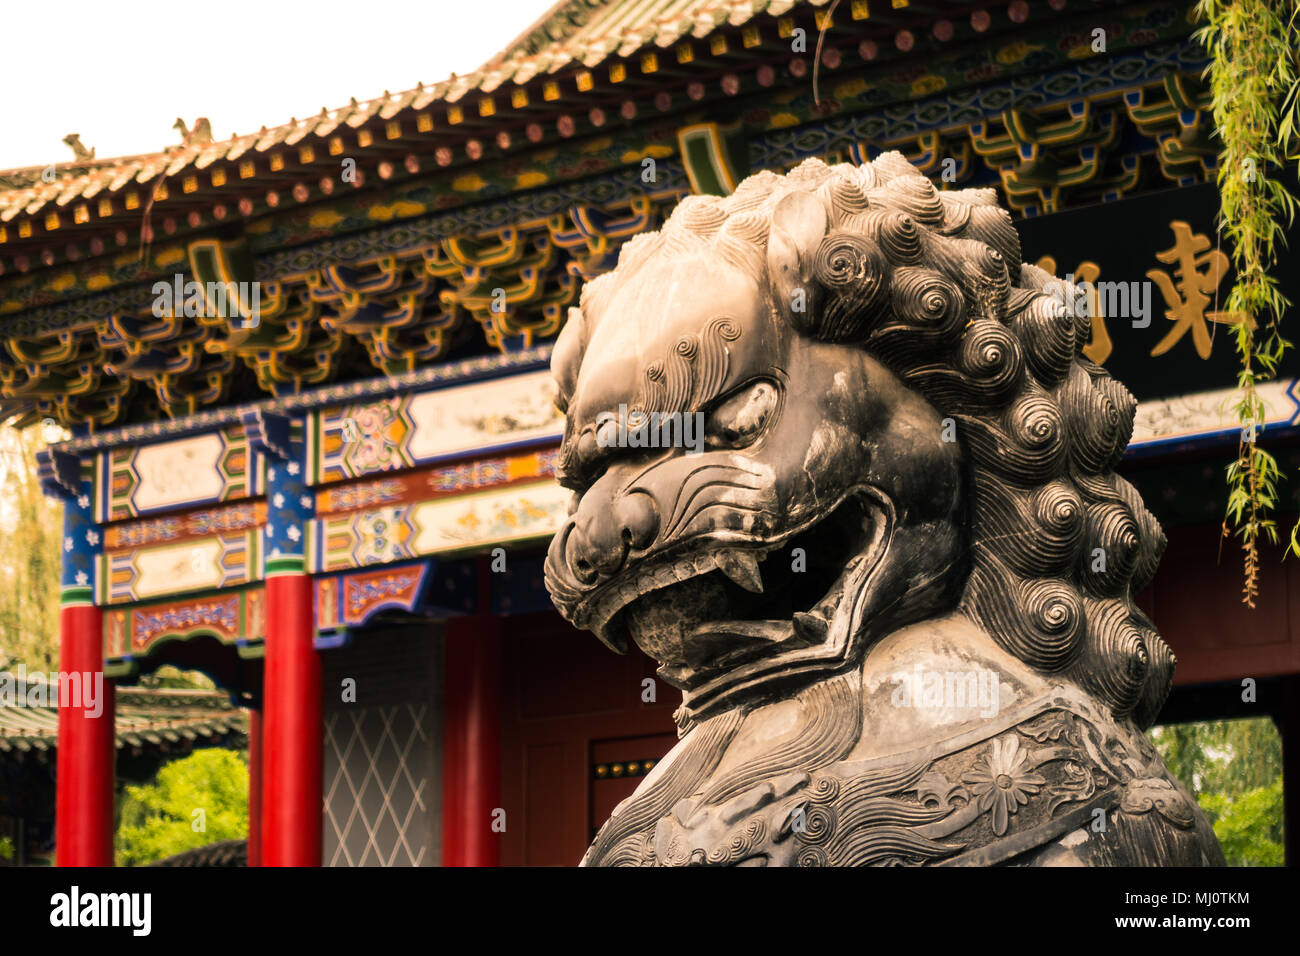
[
  {"x1": 482, "y1": 0, "x2": 813, "y2": 81},
  {"x1": 0, "y1": 1, "x2": 825, "y2": 224},
  {"x1": 148, "y1": 838, "x2": 247, "y2": 867},
  {"x1": 0, "y1": 679, "x2": 245, "y2": 757}
]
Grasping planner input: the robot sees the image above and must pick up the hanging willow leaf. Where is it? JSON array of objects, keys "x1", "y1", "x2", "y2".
[{"x1": 1195, "y1": 0, "x2": 1300, "y2": 606}]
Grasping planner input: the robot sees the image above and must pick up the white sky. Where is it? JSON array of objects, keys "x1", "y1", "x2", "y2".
[{"x1": 0, "y1": 0, "x2": 558, "y2": 171}]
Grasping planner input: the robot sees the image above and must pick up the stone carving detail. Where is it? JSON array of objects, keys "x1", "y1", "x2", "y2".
[{"x1": 544, "y1": 154, "x2": 1224, "y2": 866}]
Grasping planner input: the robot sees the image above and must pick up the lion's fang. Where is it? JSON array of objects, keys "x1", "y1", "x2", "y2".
[{"x1": 717, "y1": 550, "x2": 764, "y2": 594}]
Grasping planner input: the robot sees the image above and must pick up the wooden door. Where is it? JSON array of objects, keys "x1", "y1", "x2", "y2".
[{"x1": 498, "y1": 611, "x2": 678, "y2": 866}]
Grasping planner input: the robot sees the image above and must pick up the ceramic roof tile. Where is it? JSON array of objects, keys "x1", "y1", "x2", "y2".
[
  {"x1": 1, "y1": 1, "x2": 821, "y2": 221},
  {"x1": 194, "y1": 140, "x2": 232, "y2": 170},
  {"x1": 728, "y1": 1, "x2": 763, "y2": 27},
  {"x1": 547, "y1": 51, "x2": 579, "y2": 74},
  {"x1": 574, "y1": 0, "x2": 663, "y2": 47},
  {"x1": 443, "y1": 74, "x2": 483, "y2": 104},
  {"x1": 581, "y1": 38, "x2": 618, "y2": 66},
  {"x1": 380, "y1": 89, "x2": 419, "y2": 120},
  {"x1": 411, "y1": 82, "x2": 446, "y2": 109},
  {"x1": 55, "y1": 180, "x2": 85, "y2": 206},
  {"x1": 223, "y1": 133, "x2": 261, "y2": 163},
  {"x1": 253, "y1": 124, "x2": 292, "y2": 151},
  {"x1": 106, "y1": 163, "x2": 137, "y2": 191},
  {"x1": 81, "y1": 173, "x2": 110, "y2": 199},
  {"x1": 302, "y1": 109, "x2": 333, "y2": 139},
  {"x1": 510, "y1": 59, "x2": 545, "y2": 85},
  {"x1": 134, "y1": 157, "x2": 169, "y2": 183},
  {"x1": 0, "y1": 679, "x2": 244, "y2": 754},
  {"x1": 166, "y1": 149, "x2": 199, "y2": 177},
  {"x1": 478, "y1": 69, "x2": 515, "y2": 94},
  {"x1": 345, "y1": 98, "x2": 383, "y2": 128},
  {"x1": 692, "y1": 11, "x2": 727, "y2": 36},
  {"x1": 284, "y1": 117, "x2": 320, "y2": 146}
]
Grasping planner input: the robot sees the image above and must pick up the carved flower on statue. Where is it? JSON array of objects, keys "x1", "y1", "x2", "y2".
[
  {"x1": 77, "y1": 494, "x2": 90, "y2": 509},
  {"x1": 74, "y1": 571, "x2": 88, "y2": 586},
  {"x1": 287, "y1": 526, "x2": 301, "y2": 543},
  {"x1": 961, "y1": 736, "x2": 1046, "y2": 836},
  {"x1": 64, "y1": 536, "x2": 73, "y2": 552},
  {"x1": 273, "y1": 493, "x2": 285, "y2": 508},
  {"x1": 287, "y1": 461, "x2": 300, "y2": 476},
  {"x1": 85, "y1": 529, "x2": 99, "y2": 546}
]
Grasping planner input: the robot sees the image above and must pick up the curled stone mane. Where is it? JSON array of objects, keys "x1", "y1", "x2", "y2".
[{"x1": 560, "y1": 154, "x2": 1173, "y2": 729}]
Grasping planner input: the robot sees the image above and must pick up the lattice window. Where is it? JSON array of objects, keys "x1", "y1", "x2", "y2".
[{"x1": 323, "y1": 702, "x2": 434, "y2": 866}]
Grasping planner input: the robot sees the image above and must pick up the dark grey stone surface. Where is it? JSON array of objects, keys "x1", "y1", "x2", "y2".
[{"x1": 545, "y1": 155, "x2": 1224, "y2": 867}]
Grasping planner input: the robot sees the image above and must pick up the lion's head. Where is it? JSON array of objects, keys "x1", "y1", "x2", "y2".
[{"x1": 544, "y1": 153, "x2": 1172, "y2": 736}]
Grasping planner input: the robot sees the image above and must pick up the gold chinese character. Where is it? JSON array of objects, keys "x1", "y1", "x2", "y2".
[
  {"x1": 1036, "y1": 256, "x2": 1110, "y2": 364},
  {"x1": 1147, "y1": 221, "x2": 1241, "y2": 360}
]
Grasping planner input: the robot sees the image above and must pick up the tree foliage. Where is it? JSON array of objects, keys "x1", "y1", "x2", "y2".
[
  {"x1": 0, "y1": 423, "x2": 64, "y2": 673},
  {"x1": 0, "y1": 422, "x2": 212, "y2": 689},
  {"x1": 1152, "y1": 716, "x2": 1284, "y2": 866},
  {"x1": 1195, "y1": 0, "x2": 1300, "y2": 604},
  {"x1": 115, "y1": 748, "x2": 249, "y2": 867}
]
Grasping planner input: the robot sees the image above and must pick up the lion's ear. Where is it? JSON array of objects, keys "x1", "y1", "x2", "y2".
[
  {"x1": 767, "y1": 191, "x2": 827, "y2": 323},
  {"x1": 551, "y1": 306, "x2": 587, "y2": 412}
]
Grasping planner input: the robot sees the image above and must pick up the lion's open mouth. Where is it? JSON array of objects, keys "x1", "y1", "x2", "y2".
[{"x1": 578, "y1": 491, "x2": 882, "y2": 688}]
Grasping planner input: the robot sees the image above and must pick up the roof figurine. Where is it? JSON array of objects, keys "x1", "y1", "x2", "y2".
[
  {"x1": 173, "y1": 116, "x2": 214, "y2": 148},
  {"x1": 61, "y1": 133, "x2": 94, "y2": 161}
]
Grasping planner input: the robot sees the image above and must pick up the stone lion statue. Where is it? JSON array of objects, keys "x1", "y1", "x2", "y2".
[{"x1": 544, "y1": 154, "x2": 1224, "y2": 866}]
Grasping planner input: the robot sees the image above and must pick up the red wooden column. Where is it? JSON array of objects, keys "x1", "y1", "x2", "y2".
[
  {"x1": 49, "y1": 468, "x2": 116, "y2": 868},
  {"x1": 442, "y1": 560, "x2": 502, "y2": 866},
  {"x1": 262, "y1": 571, "x2": 321, "y2": 865},
  {"x1": 252, "y1": 415, "x2": 322, "y2": 867},
  {"x1": 55, "y1": 604, "x2": 116, "y2": 867},
  {"x1": 246, "y1": 707, "x2": 263, "y2": 866}
]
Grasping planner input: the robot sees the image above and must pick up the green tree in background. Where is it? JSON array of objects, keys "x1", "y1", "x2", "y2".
[
  {"x1": 1152, "y1": 716, "x2": 1284, "y2": 866},
  {"x1": 116, "y1": 748, "x2": 248, "y2": 866},
  {"x1": 0, "y1": 421, "x2": 214, "y2": 690},
  {"x1": 0, "y1": 422, "x2": 65, "y2": 673}
]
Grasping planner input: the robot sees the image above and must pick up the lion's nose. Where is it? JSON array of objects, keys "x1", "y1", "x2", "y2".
[{"x1": 565, "y1": 491, "x2": 659, "y2": 582}]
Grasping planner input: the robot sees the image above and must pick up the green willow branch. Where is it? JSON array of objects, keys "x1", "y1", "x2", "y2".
[{"x1": 1194, "y1": 0, "x2": 1300, "y2": 607}]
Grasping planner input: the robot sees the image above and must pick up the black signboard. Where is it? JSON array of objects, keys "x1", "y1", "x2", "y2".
[{"x1": 1015, "y1": 182, "x2": 1300, "y2": 402}]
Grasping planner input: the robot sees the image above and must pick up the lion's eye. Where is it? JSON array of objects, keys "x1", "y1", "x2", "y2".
[
  {"x1": 560, "y1": 422, "x2": 616, "y2": 492},
  {"x1": 595, "y1": 416, "x2": 620, "y2": 448},
  {"x1": 705, "y1": 380, "x2": 779, "y2": 450}
]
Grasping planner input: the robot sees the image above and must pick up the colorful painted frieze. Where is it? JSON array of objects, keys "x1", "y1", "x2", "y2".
[
  {"x1": 94, "y1": 424, "x2": 261, "y2": 522},
  {"x1": 309, "y1": 479, "x2": 568, "y2": 574},
  {"x1": 314, "y1": 447, "x2": 559, "y2": 516},
  {"x1": 104, "y1": 587, "x2": 265, "y2": 661},
  {"x1": 308, "y1": 369, "x2": 562, "y2": 484},
  {"x1": 99, "y1": 530, "x2": 261, "y2": 605},
  {"x1": 104, "y1": 501, "x2": 267, "y2": 550},
  {"x1": 1129, "y1": 379, "x2": 1300, "y2": 456},
  {"x1": 316, "y1": 563, "x2": 430, "y2": 631}
]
